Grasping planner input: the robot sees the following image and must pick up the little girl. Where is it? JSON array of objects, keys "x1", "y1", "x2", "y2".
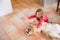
[{"x1": 28, "y1": 9, "x2": 48, "y2": 28}]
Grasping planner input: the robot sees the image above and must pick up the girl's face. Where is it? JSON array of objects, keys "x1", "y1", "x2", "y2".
[{"x1": 36, "y1": 12, "x2": 42, "y2": 18}]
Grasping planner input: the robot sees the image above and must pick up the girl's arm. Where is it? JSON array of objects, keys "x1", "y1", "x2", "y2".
[
  {"x1": 37, "y1": 19, "x2": 44, "y2": 28},
  {"x1": 28, "y1": 15, "x2": 35, "y2": 19},
  {"x1": 43, "y1": 15, "x2": 48, "y2": 22}
]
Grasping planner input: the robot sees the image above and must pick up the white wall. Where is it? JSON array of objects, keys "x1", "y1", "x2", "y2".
[
  {"x1": 44, "y1": 0, "x2": 57, "y2": 7},
  {"x1": 0, "y1": 0, "x2": 13, "y2": 17}
]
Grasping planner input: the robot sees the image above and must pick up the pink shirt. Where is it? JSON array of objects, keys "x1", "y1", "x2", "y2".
[{"x1": 28, "y1": 14, "x2": 48, "y2": 28}]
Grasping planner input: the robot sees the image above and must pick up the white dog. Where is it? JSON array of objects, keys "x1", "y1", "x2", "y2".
[{"x1": 33, "y1": 22, "x2": 60, "y2": 39}]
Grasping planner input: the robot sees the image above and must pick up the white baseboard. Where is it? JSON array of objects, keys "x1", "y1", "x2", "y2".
[{"x1": 44, "y1": 2, "x2": 58, "y2": 9}]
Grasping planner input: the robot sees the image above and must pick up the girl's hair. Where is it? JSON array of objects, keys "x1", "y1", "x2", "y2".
[
  {"x1": 35, "y1": 9, "x2": 43, "y2": 15},
  {"x1": 35, "y1": 9, "x2": 43, "y2": 21}
]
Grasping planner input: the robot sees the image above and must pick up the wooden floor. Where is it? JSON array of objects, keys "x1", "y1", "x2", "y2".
[
  {"x1": 0, "y1": 0, "x2": 60, "y2": 40},
  {"x1": 11, "y1": 0, "x2": 43, "y2": 13}
]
